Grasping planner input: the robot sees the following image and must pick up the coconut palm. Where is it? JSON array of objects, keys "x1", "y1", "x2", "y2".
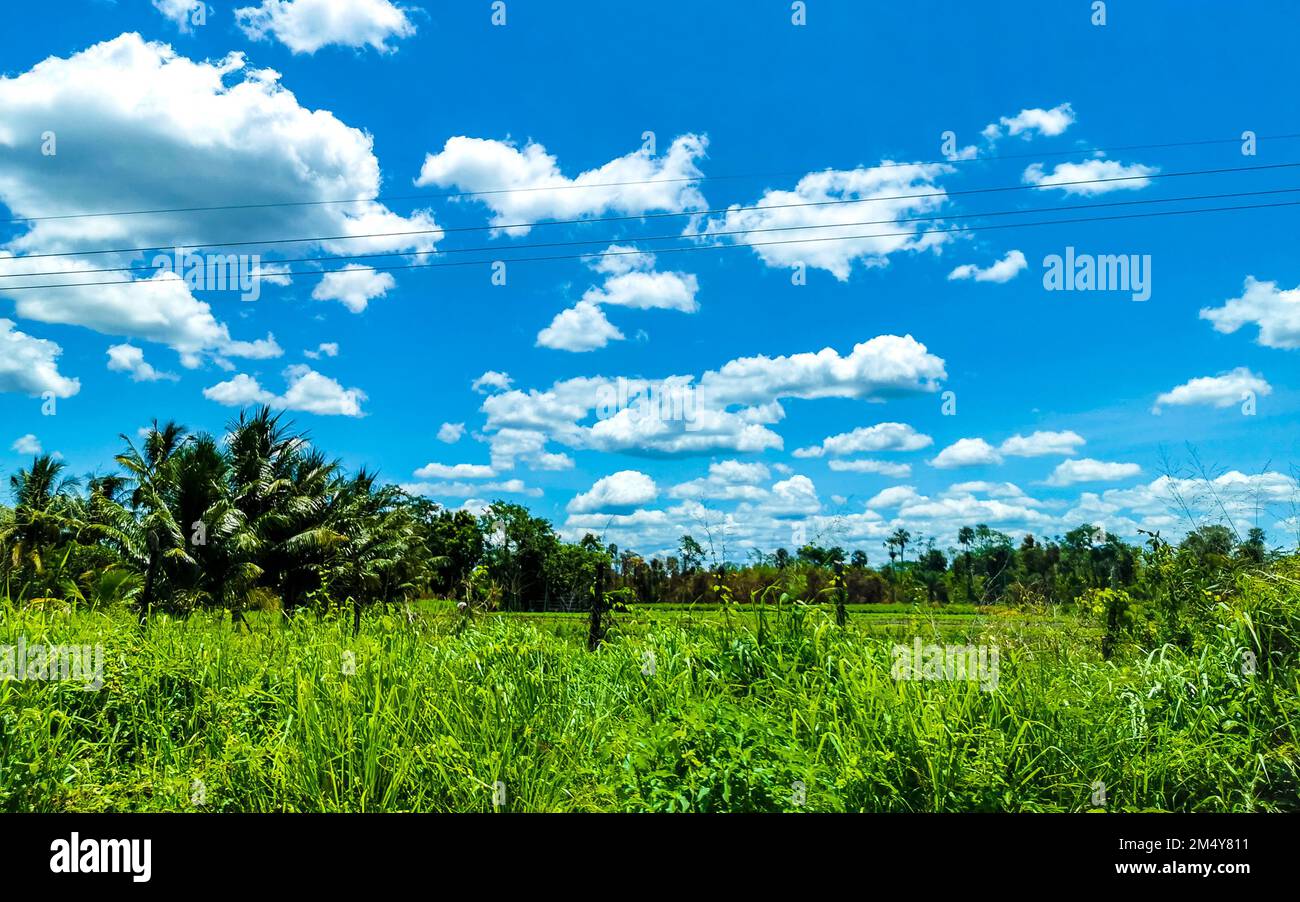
[
  {"x1": 324, "y1": 472, "x2": 427, "y2": 632},
  {"x1": 113, "y1": 421, "x2": 195, "y2": 621},
  {"x1": 174, "y1": 433, "x2": 262, "y2": 619},
  {"x1": 3, "y1": 407, "x2": 459, "y2": 618},
  {"x1": 224, "y1": 409, "x2": 345, "y2": 612},
  {"x1": 2, "y1": 455, "x2": 82, "y2": 593}
]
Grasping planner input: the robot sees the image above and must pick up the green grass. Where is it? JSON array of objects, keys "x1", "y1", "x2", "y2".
[{"x1": 2, "y1": 593, "x2": 1295, "y2": 813}]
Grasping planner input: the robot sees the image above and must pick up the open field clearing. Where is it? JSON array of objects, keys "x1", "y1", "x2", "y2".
[{"x1": 3, "y1": 583, "x2": 1295, "y2": 813}]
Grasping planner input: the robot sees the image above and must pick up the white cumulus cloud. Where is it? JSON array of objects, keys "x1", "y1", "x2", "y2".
[
  {"x1": 1046, "y1": 458, "x2": 1142, "y2": 486},
  {"x1": 235, "y1": 0, "x2": 417, "y2": 54},
  {"x1": 203, "y1": 364, "x2": 366, "y2": 416},
  {"x1": 312, "y1": 266, "x2": 396, "y2": 313},
  {"x1": 999, "y1": 430, "x2": 1085, "y2": 457},
  {"x1": 794, "y1": 422, "x2": 933, "y2": 458},
  {"x1": 1022, "y1": 157, "x2": 1158, "y2": 195},
  {"x1": 0, "y1": 320, "x2": 80, "y2": 398},
  {"x1": 153, "y1": 0, "x2": 207, "y2": 32},
  {"x1": 568, "y1": 470, "x2": 658, "y2": 514},
  {"x1": 1152, "y1": 367, "x2": 1271, "y2": 413},
  {"x1": 583, "y1": 265, "x2": 699, "y2": 312},
  {"x1": 437, "y1": 422, "x2": 465, "y2": 443},
  {"x1": 472, "y1": 371, "x2": 513, "y2": 393},
  {"x1": 983, "y1": 103, "x2": 1076, "y2": 140},
  {"x1": 413, "y1": 461, "x2": 496, "y2": 479},
  {"x1": 415, "y1": 134, "x2": 708, "y2": 235},
  {"x1": 695, "y1": 161, "x2": 954, "y2": 281},
  {"x1": 10, "y1": 434, "x2": 42, "y2": 454},
  {"x1": 866, "y1": 485, "x2": 922, "y2": 508},
  {"x1": 1200, "y1": 276, "x2": 1300, "y2": 350},
  {"x1": 0, "y1": 34, "x2": 436, "y2": 369},
  {"x1": 670, "y1": 460, "x2": 772, "y2": 501},
  {"x1": 929, "y1": 438, "x2": 1003, "y2": 469},
  {"x1": 827, "y1": 459, "x2": 912, "y2": 477},
  {"x1": 304, "y1": 342, "x2": 339, "y2": 360},
  {"x1": 481, "y1": 335, "x2": 945, "y2": 462},
  {"x1": 539, "y1": 247, "x2": 700, "y2": 351},
  {"x1": 106, "y1": 344, "x2": 179, "y2": 382},
  {"x1": 536, "y1": 301, "x2": 625, "y2": 352},
  {"x1": 948, "y1": 249, "x2": 1027, "y2": 283}
]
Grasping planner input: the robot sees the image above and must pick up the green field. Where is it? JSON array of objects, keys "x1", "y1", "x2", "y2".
[{"x1": 3, "y1": 579, "x2": 1296, "y2": 813}]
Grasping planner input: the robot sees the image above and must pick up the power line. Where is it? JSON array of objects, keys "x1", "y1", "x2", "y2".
[
  {"x1": 1, "y1": 198, "x2": 1293, "y2": 293},
  {"x1": 3, "y1": 160, "x2": 1296, "y2": 266},
  {"x1": 4, "y1": 186, "x2": 1296, "y2": 281},
  {"x1": 3, "y1": 131, "x2": 1296, "y2": 226}
]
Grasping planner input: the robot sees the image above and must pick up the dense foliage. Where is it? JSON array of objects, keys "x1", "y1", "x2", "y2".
[{"x1": 2, "y1": 408, "x2": 1285, "y2": 637}]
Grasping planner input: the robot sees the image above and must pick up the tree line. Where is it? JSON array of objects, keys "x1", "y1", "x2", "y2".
[{"x1": 1, "y1": 407, "x2": 1278, "y2": 629}]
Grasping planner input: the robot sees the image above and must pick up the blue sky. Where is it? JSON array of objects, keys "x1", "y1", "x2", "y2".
[{"x1": 2, "y1": 0, "x2": 1298, "y2": 558}]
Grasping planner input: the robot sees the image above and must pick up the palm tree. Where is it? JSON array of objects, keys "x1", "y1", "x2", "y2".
[
  {"x1": 114, "y1": 421, "x2": 193, "y2": 621},
  {"x1": 2, "y1": 455, "x2": 82, "y2": 595},
  {"x1": 890, "y1": 528, "x2": 912, "y2": 565},
  {"x1": 174, "y1": 434, "x2": 261, "y2": 619},
  {"x1": 2, "y1": 406, "x2": 475, "y2": 620},
  {"x1": 325, "y1": 473, "x2": 431, "y2": 633},
  {"x1": 223, "y1": 409, "x2": 347, "y2": 613},
  {"x1": 271, "y1": 446, "x2": 347, "y2": 612}
]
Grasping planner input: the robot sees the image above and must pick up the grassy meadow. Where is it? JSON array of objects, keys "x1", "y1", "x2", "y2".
[{"x1": 3, "y1": 573, "x2": 1296, "y2": 813}]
